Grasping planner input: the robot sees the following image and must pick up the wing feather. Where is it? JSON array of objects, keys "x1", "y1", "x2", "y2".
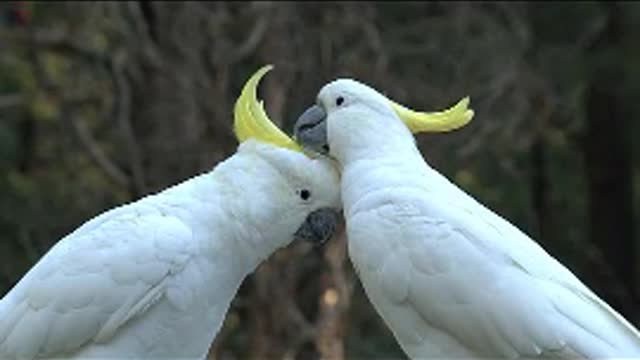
[
  {"x1": 362, "y1": 175, "x2": 640, "y2": 359},
  {"x1": 397, "y1": 174, "x2": 640, "y2": 358},
  {"x1": 0, "y1": 206, "x2": 193, "y2": 359}
]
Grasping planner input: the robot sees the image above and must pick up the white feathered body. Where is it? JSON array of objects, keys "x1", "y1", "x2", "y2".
[
  {"x1": 0, "y1": 141, "x2": 329, "y2": 359},
  {"x1": 339, "y1": 122, "x2": 640, "y2": 359}
]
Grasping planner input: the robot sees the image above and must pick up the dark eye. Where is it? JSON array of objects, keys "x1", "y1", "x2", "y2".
[
  {"x1": 300, "y1": 189, "x2": 311, "y2": 200},
  {"x1": 336, "y1": 96, "x2": 344, "y2": 106}
]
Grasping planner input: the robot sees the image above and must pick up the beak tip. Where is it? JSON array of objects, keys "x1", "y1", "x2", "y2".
[
  {"x1": 295, "y1": 208, "x2": 340, "y2": 246},
  {"x1": 294, "y1": 104, "x2": 329, "y2": 155}
]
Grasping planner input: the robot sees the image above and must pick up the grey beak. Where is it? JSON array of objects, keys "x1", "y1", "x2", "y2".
[
  {"x1": 294, "y1": 105, "x2": 329, "y2": 154},
  {"x1": 294, "y1": 208, "x2": 340, "y2": 246}
]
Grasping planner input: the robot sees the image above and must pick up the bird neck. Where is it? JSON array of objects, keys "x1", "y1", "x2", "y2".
[
  {"x1": 155, "y1": 150, "x2": 289, "y2": 274},
  {"x1": 208, "y1": 149, "x2": 295, "y2": 272},
  {"x1": 338, "y1": 132, "x2": 436, "y2": 218}
]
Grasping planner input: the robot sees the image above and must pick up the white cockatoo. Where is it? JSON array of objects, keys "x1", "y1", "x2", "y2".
[
  {"x1": 293, "y1": 79, "x2": 640, "y2": 359},
  {"x1": 0, "y1": 65, "x2": 341, "y2": 360}
]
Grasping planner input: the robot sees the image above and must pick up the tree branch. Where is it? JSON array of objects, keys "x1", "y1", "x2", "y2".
[
  {"x1": 69, "y1": 114, "x2": 130, "y2": 187},
  {"x1": 227, "y1": 15, "x2": 269, "y2": 64},
  {"x1": 108, "y1": 53, "x2": 147, "y2": 195}
]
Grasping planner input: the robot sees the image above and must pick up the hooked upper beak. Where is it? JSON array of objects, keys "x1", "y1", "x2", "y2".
[
  {"x1": 294, "y1": 104, "x2": 329, "y2": 155},
  {"x1": 294, "y1": 207, "x2": 340, "y2": 246}
]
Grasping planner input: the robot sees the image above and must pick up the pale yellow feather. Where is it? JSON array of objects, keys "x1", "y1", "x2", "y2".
[
  {"x1": 233, "y1": 65, "x2": 302, "y2": 152},
  {"x1": 390, "y1": 96, "x2": 474, "y2": 134}
]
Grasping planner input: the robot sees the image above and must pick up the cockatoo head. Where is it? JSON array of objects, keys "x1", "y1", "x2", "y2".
[
  {"x1": 293, "y1": 78, "x2": 474, "y2": 164},
  {"x1": 232, "y1": 66, "x2": 342, "y2": 247}
]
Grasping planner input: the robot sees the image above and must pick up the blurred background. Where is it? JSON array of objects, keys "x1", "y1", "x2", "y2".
[{"x1": 0, "y1": 1, "x2": 639, "y2": 359}]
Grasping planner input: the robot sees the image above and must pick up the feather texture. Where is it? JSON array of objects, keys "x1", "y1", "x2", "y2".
[
  {"x1": 312, "y1": 78, "x2": 640, "y2": 359},
  {"x1": 0, "y1": 140, "x2": 340, "y2": 359}
]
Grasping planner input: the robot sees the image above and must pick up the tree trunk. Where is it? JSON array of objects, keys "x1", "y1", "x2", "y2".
[
  {"x1": 314, "y1": 230, "x2": 353, "y2": 360},
  {"x1": 583, "y1": 1, "x2": 637, "y2": 322},
  {"x1": 530, "y1": 93, "x2": 555, "y2": 250}
]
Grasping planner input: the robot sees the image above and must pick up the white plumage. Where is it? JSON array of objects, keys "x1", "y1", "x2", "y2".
[
  {"x1": 0, "y1": 67, "x2": 341, "y2": 359},
  {"x1": 295, "y1": 78, "x2": 640, "y2": 359}
]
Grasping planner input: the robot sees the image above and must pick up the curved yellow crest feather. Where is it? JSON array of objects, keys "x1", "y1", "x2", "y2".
[
  {"x1": 234, "y1": 65, "x2": 302, "y2": 152},
  {"x1": 389, "y1": 96, "x2": 474, "y2": 134}
]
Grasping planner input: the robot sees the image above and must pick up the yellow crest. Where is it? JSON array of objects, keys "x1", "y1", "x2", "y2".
[
  {"x1": 234, "y1": 65, "x2": 302, "y2": 152},
  {"x1": 389, "y1": 96, "x2": 474, "y2": 134}
]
